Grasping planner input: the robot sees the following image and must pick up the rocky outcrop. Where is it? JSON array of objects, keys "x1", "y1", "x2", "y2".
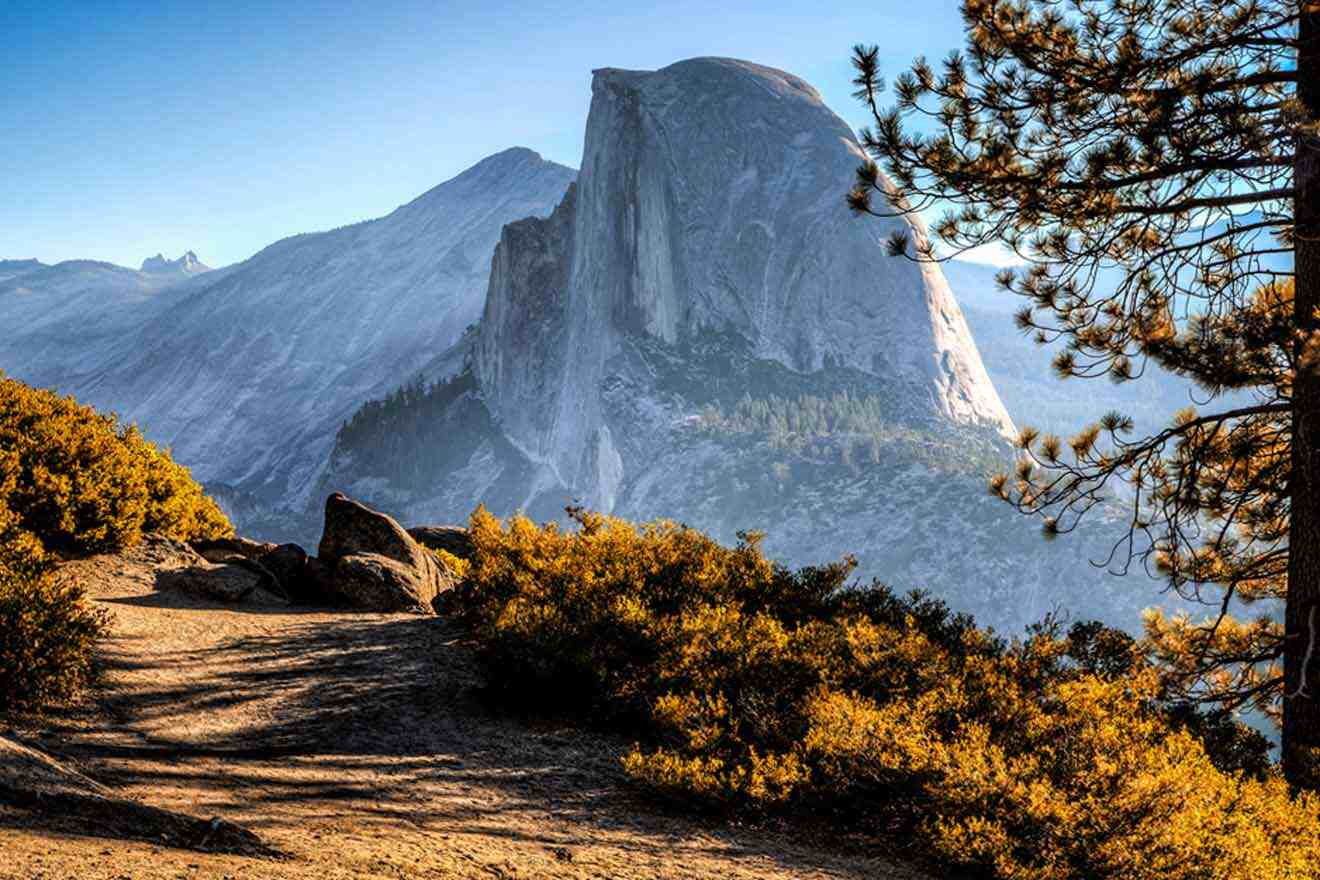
[
  {"x1": 318, "y1": 493, "x2": 452, "y2": 613},
  {"x1": 476, "y1": 183, "x2": 578, "y2": 472},
  {"x1": 189, "y1": 536, "x2": 337, "y2": 604},
  {"x1": 54, "y1": 513, "x2": 456, "y2": 615},
  {"x1": 147, "y1": 536, "x2": 288, "y2": 606},
  {"x1": 158, "y1": 560, "x2": 287, "y2": 606},
  {"x1": 53, "y1": 535, "x2": 288, "y2": 606}
]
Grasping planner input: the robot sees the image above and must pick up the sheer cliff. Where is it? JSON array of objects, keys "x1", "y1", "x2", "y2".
[{"x1": 470, "y1": 58, "x2": 1013, "y2": 508}]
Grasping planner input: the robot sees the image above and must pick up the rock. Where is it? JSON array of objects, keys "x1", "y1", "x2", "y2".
[
  {"x1": 334, "y1": 554, "x2": 441, "y2": 615},
  {"x1": 120, "y1": 534, "x2": 206, "y2": 569},
  {"x1": 0, "y1": 735, "x2": 270, "y2": 855},
  {"x1": 468, "y1": 57, "x2": 1015, "y2": 511},
  {"x1": 305, "y1": 556, "x2": 337, "y2": 600},
  {"x1": 0, "y1": 734, "x2": 110, "y2": 801},
  {"x1": 258, "y1": 543, "x2": 333, "y2": 604},
  {"x1": 51, "y1": 535, "x2": 285, "y2": 608},
  {"x1": 191, "y1": 536, "x2": 277, "y2": 565},
  {"x1": 157, "y1": 562, "x2": 288, "y2": 606},
  {"x1": 207, "y1": 553, "x2": 287, "y2": 599},
  {"x1": 406, "y1": 526, "x2": 473, "y2": 560},
  {"x1": 318, "y1": 493, "x2": 451, "y2": 613},
  {"x1": 261, "y1": 542, "x2": 308, "y2": 581}
]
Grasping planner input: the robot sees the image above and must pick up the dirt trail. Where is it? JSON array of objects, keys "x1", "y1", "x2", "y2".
[{"x1": 1, "y1": 551, "x2": 929, "y2": 879}]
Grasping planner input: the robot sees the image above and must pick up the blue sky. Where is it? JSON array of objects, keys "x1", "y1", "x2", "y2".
[{"x1": 1, "y1": 0, "x2": 975, "y2": 269}]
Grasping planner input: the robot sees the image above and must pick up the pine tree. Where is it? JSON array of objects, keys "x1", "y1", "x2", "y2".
[{"x1": 849, "y1": 1, "x2": 1320, "y2": 786}]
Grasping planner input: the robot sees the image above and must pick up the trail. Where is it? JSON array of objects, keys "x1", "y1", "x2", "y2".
[{"x1": 0, "y1": 547, "x2": 927, "y2": 879}]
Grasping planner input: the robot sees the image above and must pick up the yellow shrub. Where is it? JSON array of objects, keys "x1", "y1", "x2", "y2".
[
  {"x1": 124, "y1": 427, "x2": 233, "y2": 543},
  {"x1": 0, "y1": 376, "x2": 225, "y2": 715},
  {"x1": 432, "y1": 547, "x2": 471, "y2": 580},
  {"x1": 458, "y1": 506, "x2": 1320, "y2": 880},
  {"x1": 0, "y1": 545, "x2": 107, "y2": 714},
  {"x1": 0, "y1": 374, "x2": 231, "y2": 558},
  {"x1": 0, "y1": 499, "x2": 48, "y2": 578}
]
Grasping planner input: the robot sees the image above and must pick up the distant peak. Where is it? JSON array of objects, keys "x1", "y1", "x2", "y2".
[
  {"x1": 460, "y1": 147, "x2": 577, "y2": 179},
  {"x1": 394, "y1": 148, "x2": 576, "y2": 217},
  {"x1": 434, "y1": 147, "x2": 565, "y2": 189},
  {"x1": 141, "y1": 251, "x2": 210, "y2": 275},
  {"x1": 494, "y1": 146, "x2": 542, "y2": 162},
  {"x1": 469, "y1": 147, "x2": 546, "y2": 172}
]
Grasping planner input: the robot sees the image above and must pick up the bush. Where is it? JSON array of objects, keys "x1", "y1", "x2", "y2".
[
  {"x1": 458, "y1": 506, "x2": 1320, "y2": 880},
  {"x1": 0, "y1": 375, "x2": 227, "y2": 715},
  {"x1": 0, "y1": 549, "x2": 107, "y2": 713},
  {"x1": 0, "y1": 374, "x2": 232, "y2": 557}
]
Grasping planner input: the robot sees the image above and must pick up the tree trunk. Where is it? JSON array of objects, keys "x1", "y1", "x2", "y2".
[{"x1": 1284, "y1": 1, "x2": 1320, "y2": 790}]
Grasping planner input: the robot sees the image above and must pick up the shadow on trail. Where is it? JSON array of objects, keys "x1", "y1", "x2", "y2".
[{"x1": 10, "y1": 613, "x2": 887, "y2": 877}]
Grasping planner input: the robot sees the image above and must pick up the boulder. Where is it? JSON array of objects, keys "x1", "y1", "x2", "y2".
[
  {"x1": 0, "y1": 735, "x2": 270, "y2": 855},
  {"x1": 406, "y1": 525, "x2": 474, "y2": 560},
  {"x1": 257, "y1": 543, "x2": 334, "y2": 604},
  {"x1": 317, "y1": 493, "x2": 452, "y2": 613},
  {"x1": 191, "y1": 536, "x2": 277, "y2": 564},
  {"x1": 260, "y1": 542, "x2": 308, "y2": 583},
  {"x1": 157, "y1": 561, "x2": 288, "y2": 606},
  {"x1": 305, "y1": 556, "x2": 337, "y2": 601},
  {"x1": 334, "y1": 554, "x2": 439, "y2": 614},
  {"x1": 209, "y1": 554, "x2": 287, "y2": 600},
  {"x1": 121, "y1": 534, "x2": 208, "y2": 570}
]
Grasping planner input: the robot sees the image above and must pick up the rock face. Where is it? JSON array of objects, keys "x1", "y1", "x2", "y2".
[
  {"x1": 469, "y1": 59, "x2": 1012, "y2": 510},
  {"x1": 318, "y1": 493, "x2": 451, "y2": 613},
  {"x1": 475, "y1": 183, "x2": 579, "y2": 474}
]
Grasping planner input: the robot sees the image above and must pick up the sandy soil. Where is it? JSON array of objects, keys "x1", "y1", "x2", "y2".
[{"x1": 0, "y1": 549, "x2": 933, "y2": 879}]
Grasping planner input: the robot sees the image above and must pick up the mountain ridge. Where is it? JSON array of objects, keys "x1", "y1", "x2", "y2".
[{"x1": 0, "y1": 148, "x2": 576, "y2": 514}]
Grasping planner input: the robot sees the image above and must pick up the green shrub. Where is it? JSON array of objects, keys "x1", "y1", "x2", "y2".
[
  {"x1": 458, "y1": 506, "x2": 1320, "y2": 880},
  {"x1": 0, "y1": 373, "x2": 232, "y2": 557}
]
